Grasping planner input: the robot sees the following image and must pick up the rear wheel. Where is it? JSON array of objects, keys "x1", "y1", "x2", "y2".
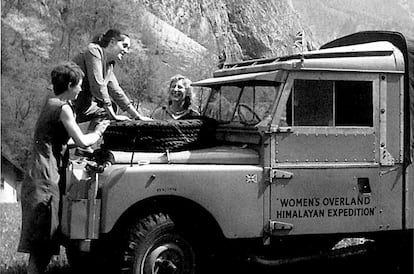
[{"x1": 120, "y1": 213, "x2": 196, "y2": 274}]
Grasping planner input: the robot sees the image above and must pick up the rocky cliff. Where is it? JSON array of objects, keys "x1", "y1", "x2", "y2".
[
  {"x1": 132, "y1": 0, "x2": 313, "y2": 83},
  {"x1": 133, "y1": 0, "x2": 414, "y2": 87}
]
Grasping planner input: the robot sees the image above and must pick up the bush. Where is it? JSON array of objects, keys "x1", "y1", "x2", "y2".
[{"x1": 0, "y1": 203, "x2": 69, "y2": 274}]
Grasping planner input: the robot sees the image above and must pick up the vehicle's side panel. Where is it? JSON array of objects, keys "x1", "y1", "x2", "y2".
[
  {"x1": 384, "y1": 74, "x2": 403, "y2": 162},
  {"x1": 100, "y1": 164, "x2": 265, "y2": 238},
  {"x1": 274, "y1": 131, "x2": 376, "y2": 163},
  {"x1": 377, "y1": 73, "x2": 404, "y2": 230},
  {"x1": 406, "y1": 162, "x2": 414, "y2": 229},
  {"x1": 378, "y1": 165, "x2": 404, "y2": 230},
  {"x1": 269, "y1": 71, "x2": 387, "y2": 235},
  {"x1": 271, "y1": 166, "x2": 380, "y2": 234}
]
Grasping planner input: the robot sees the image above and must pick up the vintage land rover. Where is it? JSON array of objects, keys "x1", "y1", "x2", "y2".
[{"x1": 61, "y1": 31, "x2": 413, "y2": 273}]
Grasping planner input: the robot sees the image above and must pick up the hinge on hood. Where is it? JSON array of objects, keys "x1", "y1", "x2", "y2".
[
  {"x1": 269, "y1": 220, "x2": 293, "y2": 232},
  {"x1": 265, "y1": 168, "x2": 294, "y2": 184},
  {"x1": 380, "y1": 146, "x2": 395, "y2": 166}
]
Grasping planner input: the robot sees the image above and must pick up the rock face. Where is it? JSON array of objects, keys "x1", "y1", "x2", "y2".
[
  {"x1": 133, "y1": 0, "x2": 312, "y2": 82},
  {"x1": 290, "y1": 0, "x2": 414, "y2": 45}
]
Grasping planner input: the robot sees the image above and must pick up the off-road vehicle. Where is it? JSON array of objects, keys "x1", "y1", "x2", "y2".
[{"x1": 61, "y1": 31, "x2": 413, "y2": 273}]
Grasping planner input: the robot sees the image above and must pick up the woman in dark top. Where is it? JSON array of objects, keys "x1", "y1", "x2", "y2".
[
  {"x1": 151, "y1": 74, "x2": 200, "y2": 120},
  {"x1": 18, "y1": 62, "x2": 109, "y2": 274}
]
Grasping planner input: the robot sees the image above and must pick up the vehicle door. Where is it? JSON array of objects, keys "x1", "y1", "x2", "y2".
[{"x1": 268, "y1": 71, "x2": 383, "y2": 235}]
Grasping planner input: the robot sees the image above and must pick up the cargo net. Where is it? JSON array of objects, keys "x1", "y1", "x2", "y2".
[{"x1": 102, "y1": 118, "x2": 218, "y2": 152}]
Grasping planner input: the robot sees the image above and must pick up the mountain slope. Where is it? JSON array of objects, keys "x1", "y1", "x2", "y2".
[
  {"x1": 291, "y1": 0, "x2": 414, "y2": 45},
  {"x1": 137, "y1": 0, "x2": 312, "y2": 63}
]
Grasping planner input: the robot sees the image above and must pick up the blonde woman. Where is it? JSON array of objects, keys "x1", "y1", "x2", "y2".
[{"x1": 151, "y1": 74, "x2": 200, "y2": 120}]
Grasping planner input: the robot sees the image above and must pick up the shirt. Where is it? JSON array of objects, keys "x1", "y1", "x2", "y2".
[
  {"x1": 151, "y1": 105, "x2": 200, "y2": 120},
  {"x1": 73, "y1": 43, "x2": 131, "y2": 114}
]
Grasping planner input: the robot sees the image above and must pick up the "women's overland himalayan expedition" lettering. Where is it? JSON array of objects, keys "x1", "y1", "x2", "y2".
[{"x1": 275, "y1": 196, "x2": 375, "y2": 218}]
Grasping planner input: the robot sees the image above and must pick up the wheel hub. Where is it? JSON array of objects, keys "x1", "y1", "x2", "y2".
[{"x1": 146, "y1": 243, "x2": 185, "y2": 274}]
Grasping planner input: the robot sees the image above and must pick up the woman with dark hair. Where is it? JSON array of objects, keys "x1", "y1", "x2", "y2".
[
  {"x1": 18, "y1": 62, "x2": 110, "y2": 274},
  {"x1": 73, "y1": 29, "x2": 150, "y2": 128},
  {"x1": 151, "y1": 74, "x2": 200, "y2": 120}
]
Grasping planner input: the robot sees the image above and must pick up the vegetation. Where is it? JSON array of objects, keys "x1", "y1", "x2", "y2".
[
  {"x1": 1, "y1": 0, "x2": 217, "y2": 168},
  {"x1": 0, "y1": 203, "x2": 69, "y2": 274}
]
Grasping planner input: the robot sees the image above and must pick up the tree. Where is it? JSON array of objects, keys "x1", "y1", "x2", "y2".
[{"x1": 2, "y1": 9, "x2": 55, "y2": 60}]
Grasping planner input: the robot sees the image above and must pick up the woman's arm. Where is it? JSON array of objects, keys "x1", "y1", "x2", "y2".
[
  {"x1": 106, "y1": 68, "x2": 131, "y2": 111},
  {"x1": 103, "y1": 104, "x2": 130, "y2": 121},
  {"x1": 60, "y1": 104, "x2": 108, "y2": 148},
  {"x1": 125, "y1": 104, "x2": 152, "y2": 120},
  {"x1": 107, "y1": 69, "x2": 151, "y2": 120}
]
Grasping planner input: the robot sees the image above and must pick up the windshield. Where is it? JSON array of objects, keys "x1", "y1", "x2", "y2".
[{"x1": 202, "y1": 84, "x2": 281, "y2": 125}]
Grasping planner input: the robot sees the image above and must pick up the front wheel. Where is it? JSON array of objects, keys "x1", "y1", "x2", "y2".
[{"x1": 121, "y1": 213, "x2": 196, "y2": 274}]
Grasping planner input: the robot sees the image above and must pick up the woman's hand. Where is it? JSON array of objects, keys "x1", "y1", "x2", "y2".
[
  {"x1": 114, "y1": 115, "x2": 131, "y2": 121},
  {"x1": 126, "y1": 104, "x2": 152, "y2": 121},
  {"x1": 135, "y1": 115, "x2": 152, "y2": 121},
  {"x1": 94, "y1": 119, "x2": 111, "y2": 136}
]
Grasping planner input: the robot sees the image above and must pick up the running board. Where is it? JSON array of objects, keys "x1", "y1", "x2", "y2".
[{"x1": 248, "y1": 243, "x2": 373, "y2": 267}]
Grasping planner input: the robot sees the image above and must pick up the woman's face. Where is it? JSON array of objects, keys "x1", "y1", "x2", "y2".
[
  {"x1": 68, "y1": 79, "x2": 83, "y2": 100},
  {"x1": 108, "y1": 36, "x2": 131, "y2": 62},
  {"x1": 169, "y1": 79, "x2": 187, "y2": 104}
]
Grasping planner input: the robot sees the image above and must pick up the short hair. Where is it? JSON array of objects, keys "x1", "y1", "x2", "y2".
[
  {"x1": 51, "y1": 62, "x2": 84, "y2": 95},
  {"x1": 92, "y1": 29, "x2": 129, "y2": 48},
  {"x1": 168, "y1": 74, "x2": 193, "y2": 110}
]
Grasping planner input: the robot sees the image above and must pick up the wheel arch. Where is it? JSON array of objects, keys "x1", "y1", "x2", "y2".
[{"x1": 109, "y1": 195, "x2": 225, "y2": 241}]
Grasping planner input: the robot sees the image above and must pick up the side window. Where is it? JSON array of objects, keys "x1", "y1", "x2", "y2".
[
  {"x1": 204, "y1": 84, "x2": 280, "y2": 123},
  {"x1": 335, "y1": 81, "x2": 373, "y2": 126},
  {"x1": 239, "y1": 86, "x2": 277, "y2": 121},
  {"x1": 287, "y1": 80, "x2": 333, "y2": 126},
  {"x1": 204, "y1": 87, "x2": 237, "y2": 122},
  {"x1": 286, "y1": 79, "x2": 373, "y2": 127}
]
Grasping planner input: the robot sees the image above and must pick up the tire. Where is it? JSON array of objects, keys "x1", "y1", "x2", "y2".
[
  {"x1": 102, "y1": 118, "x2": 217, "y2": 152},
  {"x1": 120, "y1": 213, "x2": 196, "y2": 274}
]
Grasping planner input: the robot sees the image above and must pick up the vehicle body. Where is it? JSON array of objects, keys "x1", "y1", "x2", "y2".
[{"x1": 61, "y1": 31, "x2": 413, "y2": 273}]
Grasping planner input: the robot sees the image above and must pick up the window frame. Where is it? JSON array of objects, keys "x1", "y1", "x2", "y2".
[
  {"x1": 203, "y1": 82, "x2": 282, "y2": 124},
  {"x1": 274, "y1": 71, "x2": 380, "y2": 134}
]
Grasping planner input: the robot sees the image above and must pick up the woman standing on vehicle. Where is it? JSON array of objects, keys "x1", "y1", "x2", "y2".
[
  {"x1": 151, "y1": 74, "x2": 200, "y2": 120},
  {"x1": 72, "y1": 29, "x2": 150, "y2": 126},
  {"x1": 18, "y1": 62, "x2": 109, "y2": 274}
]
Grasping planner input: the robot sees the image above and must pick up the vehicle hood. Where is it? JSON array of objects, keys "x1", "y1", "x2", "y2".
[{"x1": 108, "y1": 145, "x2": 259, "y2": 165}]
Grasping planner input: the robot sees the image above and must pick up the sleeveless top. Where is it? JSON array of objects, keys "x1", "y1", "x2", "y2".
[{"x1": 18, "y1": 96, "x2": 71, "y2": 253}]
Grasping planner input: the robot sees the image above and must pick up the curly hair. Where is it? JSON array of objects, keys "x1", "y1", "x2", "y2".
[{"x1": 167, "y1": 74, "x2": 193, "y2": 110}]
